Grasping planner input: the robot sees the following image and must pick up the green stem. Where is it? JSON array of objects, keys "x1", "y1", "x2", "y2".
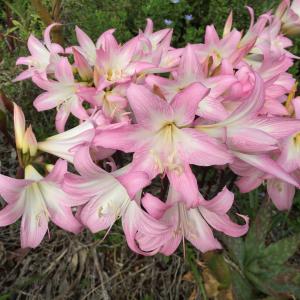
[{"x1": 186, "y1": 248, "x2": 208, "y2": 300}]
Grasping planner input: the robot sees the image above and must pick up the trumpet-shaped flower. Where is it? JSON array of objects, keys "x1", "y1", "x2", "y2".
[
  {"x1": 13, "y1": 103, "x2": 37, "y2": 161},
  {"x1": 71, "y1": 26, "x2": 116, "y2": 66},
  {"x1": 94, "y1": 83, "x2": 233, "y2": 207},
  {"x1": 276, "y1": 0, "x2": 300, "y2": 36},
  {"x1": 146, "y1": 44, "x2": 236, "y2": 121},
  {"x1": 94, "y1": 31, "x2": 157, "y2": 91},
  {"x1": 139, "y1": 187, "x2": 248, "y2": 255},
  {"x1": 197, "y1": 72, "x2": 300, "y2": 187},
  {"x1": 63, "y1": 146, "x2": 170, "y2": 255},
  {"x1": 14, "y1": 23, "x2": 63, "y2": 82},
  {"x1": 0, "y1": 160, "x2": 82, "y2": 248},
  {"x1": 38, "y1": 119, "x2": 95, "y2": 162},
  {"x1": 33, "y1": 58, "x2": 91, "y2": 132}
]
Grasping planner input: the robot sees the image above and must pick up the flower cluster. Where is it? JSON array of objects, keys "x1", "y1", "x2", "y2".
[{"x1": 1, "y1": 1, "x2": 300, "y2": 254}]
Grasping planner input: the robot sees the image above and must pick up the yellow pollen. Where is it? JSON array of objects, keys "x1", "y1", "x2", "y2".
[
  {"x1": 286, "y1": 82, "x2": 298, "y2": 116},
  {"x1": 276, "y1": 182, "x2": 283, "y2": 192},
  {"x1": 293, "y1": 133, "x2": 300, "y2": 149}
]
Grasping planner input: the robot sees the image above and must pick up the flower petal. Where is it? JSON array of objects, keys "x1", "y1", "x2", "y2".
[
  {"x1": 267, "y1": 179, "x2": 295, "y2": 211},
  {"x1": 233, "y1": 151, "x2": 299, "y2": 187},
  {"x1": 172, "y1": 82, "x2": 209, "y2": 126},
  {"x1": 186, "y1": 208, "x2": 223, "y2": 252},
  {"x1": 200, "y1": 207, "x2": 249, "y2": 237}
]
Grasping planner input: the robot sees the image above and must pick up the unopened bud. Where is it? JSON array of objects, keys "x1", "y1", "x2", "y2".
[
  {"x1": 22, "y1": 125, "x2": 37, "y2": 156},
  {"x1": 13, "y1": 103, "x2": 25, "y2": 149},
  {"x1": 73, "y1": 47, "x2": 93, "y2": 81}
]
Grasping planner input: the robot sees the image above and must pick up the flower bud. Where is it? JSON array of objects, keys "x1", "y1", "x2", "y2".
[
  {"x1": 13, "y1": 103, "x2": 25, "y2": 149},
  {"x1": 22, "y1": 125, "x2": 38, "y2": 157},
  {"x1": 73, "y1": 47, "x2": 93, "y2": 81}
]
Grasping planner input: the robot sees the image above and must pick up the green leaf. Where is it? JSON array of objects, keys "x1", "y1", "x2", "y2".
[
  {"x1": 264, "y1": 266, "x2": 300, "y2": 298},
  {"x1": 262, "y1": 233, "x2": 300, "y2": 267},
  {"x1": 0, "y1": 294, "x2": 11, "y2": 300},
  {"x1": 203, "y1": 251, "x2": 232, "y2": 288},
  {"x1": 231, "y1": 270, "x2": 254, "y2": 300},
  {"x1": 219, "y1": 235, "x2": 245, "y2": 269},
  {"x1": 244, "y1": 201, "x2": 273, "y2": 265}
]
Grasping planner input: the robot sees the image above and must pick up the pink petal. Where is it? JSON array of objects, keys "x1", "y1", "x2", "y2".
[
  {"x1": 96, "y1": 29, "x2": 117, "y2": 50},
  {"x1": 0, "y1": 201, "x2": 24, "y2": 226},
  {"x1": 197, "y1": 97, "x2": 229, "y2": 121},
  {"x1": 75, "y1": 26, "x2": 96, "y2": 56},
  {"x1": 243, "y1": 117, "x2": 300, "y2": 139},
  {"x1": 81, "y1": 200, "x2": 115, "y2": 233},
  {"x1": 186, "y1": 208, "x2": 223, "y2": 252},
  {"x1": 222, "y1": 71, "x2": 264, "y2": 125},
  {"x1": 45, "y1": 159, "x2": 67, "y2": 183},
  {"x1": 227, "y1": 127, "x2": 278, "y2": 153},
  {"x1": 167, "y1": 164, "x2": 200, "y2": 208},
  {"x1": 141, "y1": 193, "x2": 169, "y2": 220},
  {"x1": 27, "y1": 34, "x2": 48, "y2": 58},
  {"x1": 32, "y1": 74, "x2": 54, "y2": 90},
  {"x1": 38, "y1": 120, "x2": 95, "y2": 163},
  {"x1": 73, "y1": 47, "x2": 93, "y2": 80},
  {"x1": 16, "y1": 56, "x2": 32, "y2": 65},
  {"x1": 63, "y1": 173, "x2": 100, "y2": 201},
  {"x1": 177, "y1": 44, "x2": 202, "y2": 79},
  {"x1": 160, "y1": 234, "x2": 182, "y2": 256},
  {"x1": 73, "y1": 145, "x2": 106, "y2": 177},
  {"x1": 49, "y1": 205, "x2": 82, "y2": 233},
  {"x1": 54, "y1": 58, "x2": 74, "y2": 83},
  {"x1": 34, "y1": 92, "x2": 60, "y2": 111},
  {"x1": 233, "y1": 152, "x2": 299, "y2": 187},
  {"x1": 144, "y1": 18, "x2": 153, "y2": 35},
  {"x1": 13, "y1": 69, "x2": 34, "y2": 82},
  {"x1": 267, "y1": 179, "x2": 295, "y2": 211},
  {"x1": 235, "y1": 175, "x2": 263, "y2": 193},
  {"x1": 20, "y1": 192, "x2": 49, "y2": 249},
  {"x1": 199, "y1": 187, "x2": 234, "y2": 214},
  {"x1": 70, "y1": 97, "x2": 89, "y2": 120},
  {"x1": 93, "y1": 125, "x2": 140, "y2": 153},
  {"x1": 55, "y1": 105, "x2": 71, "y2": 133},
  {"x1": 205, "y1": 25, "x2": 220, "y2": 44},
  {"x1": 122, "y1": 201, "x2": 170, "y2": 256},
  {"x1": 181, "y1": 128, "x2": 233, "y2": 166},
  {"x1": 117, "y1": 171, "x2": 150, "y2": 198},
  {"x1": 200, "y1": 207, "x2": 249, "y2": 237},
  {"x1": 0, "y1": 175, "x2": 30, "y2": 204},
  {"x1": 119, "y1": 37, "x2": 138, "y2": 65},
  {"x1": 43, "y1": 23, "x2": 64, "y2": 53},
  {"x1": 172, "y1": 82, "x2": 209, "y2": 126},
  {"x1": 127, "y1": 83, "x2": 173, "y2": 129}
]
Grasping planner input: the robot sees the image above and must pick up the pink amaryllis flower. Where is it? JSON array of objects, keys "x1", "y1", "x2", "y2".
[
  {"x1": 233, "y1": 155, "x2": 298, "y2": 211},
  {"x1": 139, "y1": 186, "x2": 248, "y2": 255},
  {"x1": 14, "y1": 23, "x2": 63, "y2": 82},
  {"x1": 276, "y1": 0, "x2": 300, "y2": 36},
  {"x1": 141, "y1": 18, "x2": 172, "y2": 52},
  {"x1": 94, "y1": 32, "x2": 155, "y2": 91},
  {"x1": 94, "y1": 83, "x2": 233, "y2": 207},
  {"x1": 0, "y1": 160, "x2": 82, "y2": 248},
  {"x1": 63, "y1": 146, "x2": 171, "y2": 255},
  {"x1": 33, "y1": 57, "x2": 94, "y2": 132},
  {"x1": 146, "y1": 44, "x2": 236, "y2": 121},
  {"x1": 70, "y1": 26, "x2": 116, "y2": 66},
  {"x1": 196, "y1": 71, "x2": 300, "y2": 187}
]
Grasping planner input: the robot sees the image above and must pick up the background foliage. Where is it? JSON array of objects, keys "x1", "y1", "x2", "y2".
[{"x1": 0, "y1": 0, "x2": 300, "y2": 299}]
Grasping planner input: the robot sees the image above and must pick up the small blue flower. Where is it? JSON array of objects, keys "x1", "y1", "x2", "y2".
[
  {"x1": 164, "y1": 19, "x2": 173, "y2": 25},
  {"x1": 185, "y1": 14, "x2": 193, "y2": 21},
  {"x1": 170, "y1": 0, "x2": 180, "y2": 3}
]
